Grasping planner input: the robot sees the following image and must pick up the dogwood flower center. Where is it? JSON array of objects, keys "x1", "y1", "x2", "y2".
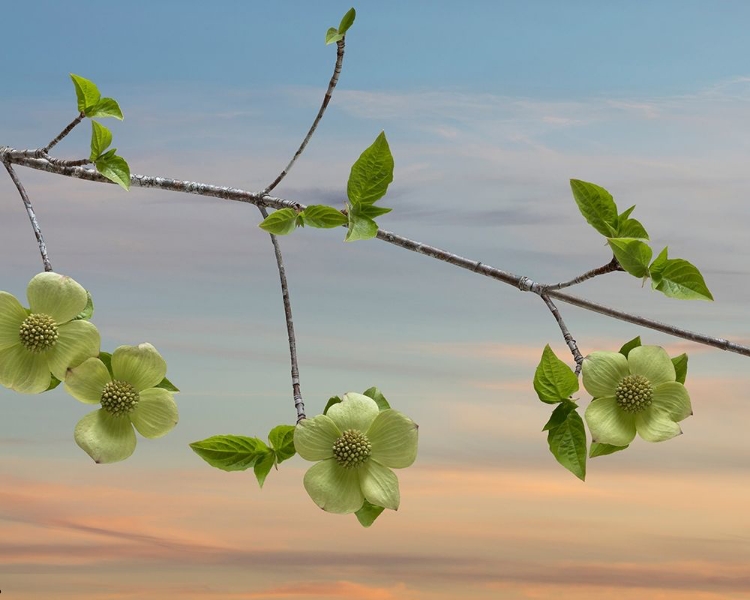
[
  {"x1": 101, "y1": 380, "x2": 140, "y2": 416},
  {"x1": 18, "y1": 313, "x2": 59, "y2": 353},
  {"x1": 615, "y1": 374, "x2": 653, "y2": 413},
  {"x1": 332, "y1": 428, "x2": 372, "y2": 468}
]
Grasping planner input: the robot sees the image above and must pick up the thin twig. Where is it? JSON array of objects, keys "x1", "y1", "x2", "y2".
[
  {"x1": 545, "y1": 256, "x2": 624, "y2": 291},
  {"x1": 5, "y1": 152, "x2": 750, "y2": 359},
  {"x1": 2, "y1": 160, "x2": 52, "y2": 272},
  {"x1": 540, "y1": 293, "x2": 584, "y2": 374},
  {"x1": 262, "y1": 39, "x2": 346, "y2": 195},
  {"x1": 43, "y1": 113, "x2": 85, "y2": 153},
  {"x1": 257, "y1": 206, "x2": 306, "y2": 422}
]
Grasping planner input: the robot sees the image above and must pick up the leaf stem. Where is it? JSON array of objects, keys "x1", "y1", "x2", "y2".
[
  {"x1": 262, "y1": 39, "x2": 346, "y2": 195},
  {"x1": 545, "y1": 256, "x2": 624, "y2": 291},
  {"x1": 2, "y1": 160, "x2": 52, "y2": 272}
]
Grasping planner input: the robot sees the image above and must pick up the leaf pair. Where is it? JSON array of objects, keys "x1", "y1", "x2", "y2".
[
  {"x1": 325, "y1": 8, "x2": 356, "y2": 45},
  {"x1": 189, "y1": 424, "x2": 296, "y2": 488},
  {"x1": 70, "y1": 74, "x2": 131, "y2": 191},
  {"x1": 570, "y1": 179, "x2": 712, "y2": 300}
]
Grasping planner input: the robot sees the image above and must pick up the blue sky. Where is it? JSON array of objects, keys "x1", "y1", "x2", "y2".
[{"x1": 2, "y1": 2, "x2": 750, "y2": 599}]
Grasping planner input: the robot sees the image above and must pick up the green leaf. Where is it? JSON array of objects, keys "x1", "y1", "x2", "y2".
[
  {"x1": 98, "y1": 351, "x2": 114, "y2": 377},
  {"x1": 253, "y1": 449, "x2": 276, "y2": 488},
  {"x1": 345, "y1": 212, "x2": 378, "y2": 242},
  {"x1": 618, "y1": 205, "x2": 636, "y2": 221},
  {"x1": 546, "y1": 402, "x2": 587, "y2": 481},
  {"x1": 533, "y1": 345, "x2": 579, "y2": 404},
  {"x1": 570, "y1": 179, "x2": 618, "y2": 238},
  {"x1": 46, "y1": 374, "x2": 62, "y2": 392},
  {"x1": 70, "y1": 74, "x2": 101, "y2": 112},
  {"x1": 86, "y1": 98, "x2": 123, "y2": 120},
  {"x1": 651, "y1": 256, "x2": 714, "y2": 301},
  {"x1": 672, "y1": 353, "x2": 688, "y2": 384},
  {"x1": 189, "y1": 435, "x2": 268, "y2": 472},
  {"x1": 347, "y1": 131, "x2": 394, "y2": 206},
  {"x1": 301, "y1": 205, "x2": 348, "y2": 228},
  {"x1": 362, "y1": 387, "x2": 391, "y2": 411},
  {"x1": 323, "y1": 396, "x2": 342, "y2": 415},
  {"x1": 95, "y1": 153, "x2": 130, "y2": 191},
  {"x1": 325, "y1": 27, "x2": 344, "y2": 45},
  {"x1": 617, "y1": 218, "x2": 649, "y2": 240},
  {"x1": 268, "y1": 424, "x2": 296, "y2": 464},
  {"x1": 618, "y1": 336, "x2": 642, "y2": 357},
  {"x1": 338, "y1": 7, "x2": 356, "y2": 35},
  {"x1": 543, "y1": 399, "x2": 578, "y2": 431},
  {"x1": 73, "y1": 291, "x2": 94, "y2": 321},
  {"x1": 607, "y1": 237, "x2": 652, "y2": 278},
  {"x1": 89, "y1": 121, "x2": 112, "y2": 162},
  {"x1": 355, "y1": 499, "x2": 385, "y2": 527},
  {"x1": 258, "y1": 208, "x2": 299, "y2": 236},
  {"x1": 355, "y1": 204, "x2": 392, "y2": 219},
  {"x1": 589, "y1": 442, "x2": 629, "y2": 458},
  {"x1": 154, "y1": 376, "x2": 180, "y2": 393},
  {"x1": 649, "y1": 246, "x2": 669, "y2": 285}
]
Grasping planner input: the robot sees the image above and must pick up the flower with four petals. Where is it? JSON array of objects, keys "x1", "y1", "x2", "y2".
[
  {"x1": 0, "y1": 273, "x2": 99, "y2": 394},
  {"x1": 294, "y1": 392, "x2": 418, "y2": 514},
  {"x1": 583, "y1": 345, "x2": 692, "y2": 446},
  {"x1": 64, "y1": 343, "x2": 179, "y2": 463}
]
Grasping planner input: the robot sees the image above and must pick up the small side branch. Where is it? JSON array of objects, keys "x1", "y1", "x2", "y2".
[
  {"x1": 545, "y1": 256, "x2": 624, "y2": 291},
  {"x1": 262, "y1": 39, "x2": 346, "y2": 195},
  {"x1": 2, "y1": 161, "x2": 52, "y2": 272},
  {"x1": 540, "y1": 293, "x2": 584, "y2": 374},
  {"x1": 257, "y1": 206, "x2": 305, "y2": 422},
  {"x1": 43, "y1": 113, "x2": 85, "y2": 153}
]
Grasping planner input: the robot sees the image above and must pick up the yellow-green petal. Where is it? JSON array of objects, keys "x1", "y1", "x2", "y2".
[
  {"x1": 635, "y1": 408, "x2": 682, "y2": 442},
  {"x1": 111, "y1": 343, "x2": 167, "y2": 391},
  {"x1": 628, "y1": 346, "x2": 675, "y2": 386},
  {"x1": 367, "y1": 409, "x2": 418, "y2": 468},
  {"x1": 27, "y1": 272, "x2": 87, "y2": 324},
  {"x1": 130, "y1": 388, "x2": 178, "y2": 439},
  {"x1": 303, "y1": 458, "x2": 364, "y2": 514},
  {"x1": 74, "y1": 409, "x2": 137, "y2": 464},
  {"x1": 64, "y1": 357, "x2": 112, "y2": 404},
  {"x1": 294, "y1": 415, "x2": 340, "y2": 461},
  {"x1": 652, "y1": 381, "x2": 692, "y2": 422},
  {"x1": 327, "y1": 392, "x2": 379, "y2": 433},
  {"x1": 0, "y1": 292, "x2": 27, "y2": 350},
  {"x1": 359, "y1": 460, "x2": 400, "y2": 510},
  {"x1": 0, "y1": 344, "x2": 50, "y2": 394},
  {"x1": 582, "y1": 352, "x2": 629, "y2": 398},
  {"x1": 47, "y1": 319, "x2": 100, "y2": 381},
  {"x1": 584, "y1": 395, "x2": 637, "y2": 446}
]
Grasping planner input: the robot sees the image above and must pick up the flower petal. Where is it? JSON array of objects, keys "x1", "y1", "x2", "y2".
[
  {"x1": 64, "y1": 357, "x2": 111, "y2": 404},
  {"x1": 47, "y1": 319, "x2": 100, "y2": 381},
  {"x1": 111, "y1": 343, "x2": 167, "y2": 391},
  {"x1": 0, "y1": 292, "x2": 27, "y2": 350},
  {"x1": 367, "y1": 409, "x2": 418, "y2": 468},
  {"x1": 27, "y1": 272, "x2": 88, "y2": 324},
  {"x1": 584, "y1": 396, "x2": 636, "y2": 446},
  {"x1": 628, "y1": 346, "x2": 675, "y2": 386},
  {"x1": 294, "y1": 415, "x2": 339, "y2": 461},
  {"x1": 303, "y1": 458, "x2": 364, "y2": 514},
  {"x1": 74, "y1": 409, "x2": 137, "y2": 463},
  {"x1": 0, "y1": 345, "x2": 50, "y2": 394},
  {"x1": 635, "y1": 408, "x2": 682, "y2": 442},
  {"x1": 360, "y1": 460, "x2": 400, "y2": 510},
  {"x1": 652, "y1": 381, "x2": 692, "y2": 422},
  {"x1": 582, "y1": 352, "x2": 629, "y2": 398},
  {"x1": 327, "y1": 392, "x2": 379, "y2": 433},
  {"x1": 130, "y1": 388, "x2": 178, "y2": 438}
]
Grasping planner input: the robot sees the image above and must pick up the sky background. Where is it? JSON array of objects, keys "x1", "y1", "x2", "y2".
[{"x1": 2, "y1": 1, "x2": 750, "y2": 598}]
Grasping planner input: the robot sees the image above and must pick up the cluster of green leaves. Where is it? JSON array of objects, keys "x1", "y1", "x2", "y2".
[
  {"x1": 259, "y1": 131, "x2": 394, "y2": 241},
  {"x1": 325, "y1": 386, "x2": 392, "y2": 527},
  {"x1": 570, "y1": 179, "x2": 713, "y2": 300},
  {"x1": 190, "y1": 424, "x2": 296, "y2": 487},
  {"x1": 535, "y1": 338, "x2": 689, "y2": 478},
  {"x1": 70, "y1": 74, "x2": 130, "y2": 191},
  {"x1": 325, "y1": 7, "x2": 356, "y2": 44}
]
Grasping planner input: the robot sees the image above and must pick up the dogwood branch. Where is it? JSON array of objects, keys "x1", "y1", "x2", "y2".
[
  {"x1": 540, "y1": 293, "x2": 584, "y2": 374},
  {"x1": 545, "y1": 256, "x2": 624, "y2": 291},
  {"x1": 43, "y1": 113, "x2": 85, "y2": 153},
  {"x1": 4, "y1": 150, "x2": 748, "y2": 360}
]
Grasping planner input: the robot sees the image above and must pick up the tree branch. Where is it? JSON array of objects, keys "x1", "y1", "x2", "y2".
[
  {"x1": 2, "y1": 160, "x2": 52, "y2": 272},
  {"x1": 544, "y1": 255, "x2": 624, "y2": 291},
  {"x1": 4, "y1": 150, "x2": 749, "y2": 359},
  {"x1": 540, "y1": 293, "x2": 584, "y2": 374},
  {"x1": 262, "y1": 39, "x2": 346, "y2": 195},
  {"x1": 43, "y1": 113, "x2": 85, "y2": 153}
]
